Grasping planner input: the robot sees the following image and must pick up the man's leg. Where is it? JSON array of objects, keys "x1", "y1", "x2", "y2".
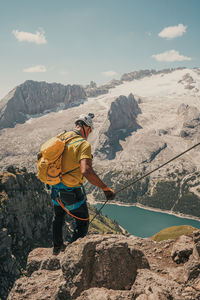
[
  {"x1": 52, "y1": 205, "x2": 66, "y2": 248},
  {"x1": 70, "y1": 202, "x2": 89, "y2": 243}
]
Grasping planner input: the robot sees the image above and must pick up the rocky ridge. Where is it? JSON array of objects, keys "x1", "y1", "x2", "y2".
[
  {"x1": 0, "y1": 80, "x2": 86, "y2": 129},
  {"x1": 8, "y1": 231, "x2": 200, "y2": 300},
  {"x1": 95, "y1": 93, "x2": 142, "y2": 159}
]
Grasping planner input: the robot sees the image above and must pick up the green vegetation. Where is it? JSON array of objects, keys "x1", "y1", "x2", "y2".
[
  {"x1": 88, "y1": 204, "x2": 128, "y2": 235},
  {"x1": 87, "y1": 167, "x2": 200, "y2": 218},
  {"x1": 151, "y1": 225, "x2": 198, "y2": 242},
  {"x1": 174, "y1": 193, "x2": 200, "y2": 217},
  {"x1": 140, "y1": 181, "x2": 179, "y2": 210}
]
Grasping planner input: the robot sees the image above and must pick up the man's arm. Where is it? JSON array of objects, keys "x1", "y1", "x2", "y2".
[
  {"x1": 79, "y1": 158, "x2": 115, "y2": 200},
  {"x1": 79, "y1": 158, "x2": 107, "y2": 189}
]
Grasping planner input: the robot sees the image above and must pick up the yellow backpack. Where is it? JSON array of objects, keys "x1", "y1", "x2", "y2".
[{"x1": 37, "y1": 132, "x2": 80, "y2": 185}]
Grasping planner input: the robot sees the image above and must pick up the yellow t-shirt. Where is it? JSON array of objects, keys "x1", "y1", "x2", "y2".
[{"x1": 60, "y1": 131, "x2": 92, "y2": 187}]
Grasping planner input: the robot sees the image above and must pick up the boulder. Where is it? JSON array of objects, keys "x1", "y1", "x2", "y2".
[
  {"x1": 132, "y1": 269, "x2": 183, "y2": 300},
  {"x1": 171, "y1": 235, "x2": 194, "y2": 263},
  {"x1": 60, "y1": 235, "x2": 149, "y2": 299},
  {"x1": 76, "y1": 287, "x2": 133, "y2": 300},
  {"x1": 184, "y1": 258, "x2": 200, "y2": 282}
]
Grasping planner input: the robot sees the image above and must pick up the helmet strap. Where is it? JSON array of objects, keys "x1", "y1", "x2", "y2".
[{"x1": 82, "y1": 124, "x2": 86, "y2": 139}]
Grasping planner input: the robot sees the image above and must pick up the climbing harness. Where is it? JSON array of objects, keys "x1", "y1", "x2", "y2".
[
  {"x1": 89, "y1": 141, "x2": 200, "y2": 224},
  {"x1": 57, "y1": 197, "x2": 89, "y2": 221}
]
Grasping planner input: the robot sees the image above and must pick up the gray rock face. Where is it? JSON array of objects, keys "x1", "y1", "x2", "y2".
[
  {"x1": 177, "y1": 103, "x2": 200, "y2": 138},
  {"x1": 0, "y1": 80, "x2": 86, "y2": 129},
  {"x1": 0, "y1": 167, "x2": 53, "y2": 299},
  {"x1": 85, "y1": 79, "x2": 122, "y2": 98},
  {"x1": 120, "y1": 68, "x2": 185, "y2": 82},
  {"x1": 85, "y1": 87, "x2": 109, "y2": 97},
  {"x1": 108, "y1": 93, "x2": 141, "y2": 132},
  {"x1": 96, "y1": 93, "x2": 141, "y2": 159}
]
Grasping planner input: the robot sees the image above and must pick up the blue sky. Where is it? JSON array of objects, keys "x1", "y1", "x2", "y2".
[{"x1": 0, "y1": 0, "x2": 200, "y2": 99}]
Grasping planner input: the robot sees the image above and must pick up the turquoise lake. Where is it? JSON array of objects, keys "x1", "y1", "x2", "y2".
[{"x1": 95, "y1": 203, "x2": 200, "y2": 237}]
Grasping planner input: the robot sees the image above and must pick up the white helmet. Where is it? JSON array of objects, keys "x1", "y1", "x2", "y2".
[{"x1": 75, "y1": 113, "x2": 94, "y2": 130}]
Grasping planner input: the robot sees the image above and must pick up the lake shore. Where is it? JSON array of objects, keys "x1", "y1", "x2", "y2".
[{"x1": 88, "y1": 196, "x2": 200, "y2": 223}]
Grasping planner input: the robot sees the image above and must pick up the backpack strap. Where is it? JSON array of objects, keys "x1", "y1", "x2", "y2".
[{"x1": 60, "y1": 134, "x2": 86, "y2": 179}]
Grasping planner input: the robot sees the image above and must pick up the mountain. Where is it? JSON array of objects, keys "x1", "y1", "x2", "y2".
[
  {"x1": 0, "y1": 167, "x2": 125, "y2": 299},
  {"x1": 1, "y1": 68, "x2": 200, "y2": 218},
  {"x1": 0, "y1": 80, "x2": 86, "y2": 129}
]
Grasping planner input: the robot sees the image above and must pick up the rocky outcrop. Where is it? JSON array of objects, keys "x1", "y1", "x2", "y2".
[
  {"x1": 177, "y1": 104, "x2": 200, "y2": 138},
  {"x1": 0, "y1": 167, "x2": 53, "y2": 299},
  {"x1": 121, "y1": 67, "x2": 186, "y2": 82},
  {"x1": 0, "y1": 80, "x2": 86, "y2": 129},
  {"x1": 96, "y1": 93, "x2": 141, "y2": 159},
  {"x1": 8, "y1": 231, "x2": 200, "y2": 300},
  {"x1": 171, "y1": 235, "x2": 194, "y2": 263},
  {"x1": 108, "y1": 93, "x2": 141, "y2": 132},
  {"x1": 85, "y1": 80, "x2": 122, "y2": 98}
]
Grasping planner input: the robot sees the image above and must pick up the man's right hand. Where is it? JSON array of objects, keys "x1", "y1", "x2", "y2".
[{"x1": 103, "y1": 187, "x2": 115, "y2": 200}]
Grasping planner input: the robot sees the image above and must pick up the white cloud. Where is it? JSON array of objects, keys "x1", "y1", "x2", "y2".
[
  {"x1": 23, "y1": 65, "x2": 47, "y2": 73},
  {"x1": 102, "y1": 71, "x2": 118, "y2": 77},
  {"x1": 12, "y1": 29, "x2": 47, "y2": 44},
  {"x1": 158, "y1": 24, "x2": 187, "y2": 39},
  {"x1": 152, "y1": 50, "x2": 191, "y2": 62}
]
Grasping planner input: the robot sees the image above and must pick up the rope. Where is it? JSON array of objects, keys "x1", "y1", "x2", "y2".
[
  {"x1": 57, "y1": 197, "x2": 90, "y2": 221},
  {"x1": 89, "y1": 141, "x2": 200, "y2": 225}
]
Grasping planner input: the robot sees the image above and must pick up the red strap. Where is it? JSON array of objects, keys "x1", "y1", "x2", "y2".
[
  {"x1": 57, "y1": 197, "x2": 89, "y2": 221},
  {"x1": 102, "y1": 187, "x2": 114, "y2": 192}
]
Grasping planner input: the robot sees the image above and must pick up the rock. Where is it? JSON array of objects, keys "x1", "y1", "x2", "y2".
[
  {"x1": 121, "y1": 69, "x2": 156, "y2": 82},
  {"x1": 132, "y1": 269, "x2": 183, "y2": 300},
  {"x1": 167, "y1": 266, "x2": 185, "y2": 283},
  {"x1": 60, "y1": 235, "x2": 149, "y2": 299},
  {"x1": 184, "y1": 258, "x2": 200, "y2": 282},
  {"x1": 8, "y1": 235, "x2": 150, "y2": 300},
  {"x1": 7, "y1": 230, "x2": 200, "y2": 300},
  {"x1": 96, "y1": 93, "x2": 142, "y2": 159},
  {"x1": 120, "y1": 68, "x2": 185, "y2": 82},
  {"x1": 195, "y1": 279, "x2": 200, "y2": 290},
  {"x1": 108, "y1": 93, "x2": 141, "y2": 132},
  {"x1": 8, "y1": 269, "x2": 64, "y2": 300},
  {"x1": 26, "y1": 248, "x2": 61, "y2": 276},
  {"x1": 85, "y1": 87, "x2": 109, "y2": 98},
  {"x1": 0, "y1": 80, "x2": 86, "y2": 129},
  {"x1": 171, "y1": 235, "x2": 194, "y2": 263},
  {"x1": 0, "y1": 168, "x2": 53, "y2": 299},
  {"x1": 76, "y1": 287, "x2": 133, "y2": 300},
  {"x1": 177, "y1": 103, "x2": 200, "y2": 139},
  {"x1": 193, "y1": 230, "x2": 200, "y2": 243}
]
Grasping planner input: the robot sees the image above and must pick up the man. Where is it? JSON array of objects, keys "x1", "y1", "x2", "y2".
[{"x1": 51, "y1": 113, "x2": 115, "y2": 255}]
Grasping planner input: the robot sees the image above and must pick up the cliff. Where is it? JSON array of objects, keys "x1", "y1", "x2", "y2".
[
  {"x1": 0, "y1": 168, "x2": 124, "y2": 299},
  {"x1": 0, "y1": 80, "x2": 86, "y2": 129}
]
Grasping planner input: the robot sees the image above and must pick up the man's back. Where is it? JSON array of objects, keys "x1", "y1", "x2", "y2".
[{"x1": 60, "y1": 131, "x2": 92, "y2": 187}]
